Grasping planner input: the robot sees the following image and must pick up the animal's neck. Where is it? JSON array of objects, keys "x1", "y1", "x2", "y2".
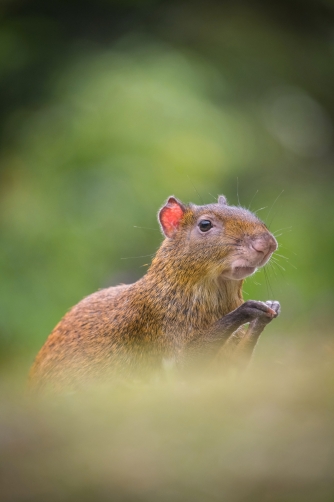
[
  {"x1": 144, "y1": 244, "x2": 244, "y2": 328},
  {"x1": 198, "y1": 275, "x2": 242, "y2": 310}
]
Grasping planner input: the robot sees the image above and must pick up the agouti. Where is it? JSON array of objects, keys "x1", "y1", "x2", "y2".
[{"x1": 29, "y1": 195, "x2": 280, "y2": 390}]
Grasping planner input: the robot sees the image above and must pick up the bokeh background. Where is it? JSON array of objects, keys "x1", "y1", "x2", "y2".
[
  {"x1": 1, "y1": 0, "x2": 334, "y2": 367},
  {"x1": 1, "y1": 1, "x2": 334, "y2": 500}
]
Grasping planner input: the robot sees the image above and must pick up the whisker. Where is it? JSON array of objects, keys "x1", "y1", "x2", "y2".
[
  {"x1": 121, "y1": 253, "x2": 155, "y2": 260},
  {"x1": 273, "y1": 255, "x2": 297, "y2": 270},
  {"x1": 274, "y1": 253, "x2": 289, "y2": 260},
  {"x1": 248, "y1": 189, "x2": 259, "y2": 210},
  {"x1": 267, "y1": 262, "x2": 278, "y2": 278},
  {"x1": 134, "y1": 226, "x2": 159, "y2": 231},
  {"x1": 268, "y1": 260, "x2": 284, "y2": 280},
  {"x1": 270, "y1": 260, "x2": 285, "y2": 278},
  {"x1": 273, "y1": 226, "x2": 293, "y2": 235},
  {"x1": 187, "y1": 175, "x2": 204, "y2": 204},
  {"x1": 278, "y1": 244, "x2": 297, "y2": 256},
  {"x1": 253, "y1": 206, "x2": 268, "y2": 214},
  {"x1": 208, "y1": 193, "x2": 218, "y2": 202},
  {"x1": 270, "y1": 259, "x2": 286, "y2": 272},
  {"x1": 263, "y1": 266, "x2": 274, "y2": 297},
  {"x1": 267, "y1": 189, "x2": 284, "y2": 226},
  {"x1": 236, "y1": 177, "x2": 241, "y2": 206}
]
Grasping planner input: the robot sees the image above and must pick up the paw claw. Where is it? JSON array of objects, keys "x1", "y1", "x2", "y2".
[
  {"x1": 240, "y1": 300, "x2": 281, "y2": 322},
  {"x1": 265, "y1": 300, "x2": 281, "y2": 317}
]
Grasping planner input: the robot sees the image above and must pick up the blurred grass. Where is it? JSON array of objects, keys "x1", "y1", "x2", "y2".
[{"x1": 2, "y1": 344, "x2": 334, "y2": 502}]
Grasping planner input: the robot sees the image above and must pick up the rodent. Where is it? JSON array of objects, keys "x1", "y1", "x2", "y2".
[{"x1": 29, "y1": 195, "x2": 280, "y2": 391}]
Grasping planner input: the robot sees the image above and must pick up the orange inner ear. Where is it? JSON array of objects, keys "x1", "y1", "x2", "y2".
[{"x1": 160, "y1": 203, "x2": 184, "y2": 237}]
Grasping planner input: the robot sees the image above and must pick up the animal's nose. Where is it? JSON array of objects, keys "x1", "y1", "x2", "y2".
[{"x1": 251, "y1": 234, "x2": 277, "y2": 255}]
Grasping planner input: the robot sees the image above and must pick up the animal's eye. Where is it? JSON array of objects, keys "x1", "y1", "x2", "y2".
[{"x1": 198, "y1": 220, "x2": 213, "y2": 232}]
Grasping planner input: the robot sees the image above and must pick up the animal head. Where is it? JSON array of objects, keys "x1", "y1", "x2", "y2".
[{"x1": 158, "y1": 195, "x2": 277, "y2": 280}]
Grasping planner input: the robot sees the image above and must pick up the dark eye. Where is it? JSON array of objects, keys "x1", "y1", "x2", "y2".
[{"x1": 198, "y1": 220, "x2": 213, "y2": 232}]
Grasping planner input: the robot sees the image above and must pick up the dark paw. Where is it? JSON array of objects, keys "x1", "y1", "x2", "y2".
[{"x1": 239, "y1": 300, "x2": 280, "y2": 322}]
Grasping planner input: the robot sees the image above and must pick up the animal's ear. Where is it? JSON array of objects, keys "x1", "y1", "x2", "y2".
[
  {"x1": 158, "y1": 196, "x2": 186, "y2": 238},
  {"x1": 218, "y1": 195, "x2": 228, "y2": 205}
]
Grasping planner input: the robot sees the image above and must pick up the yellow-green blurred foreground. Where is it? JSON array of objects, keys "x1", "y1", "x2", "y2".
[{"x1": 2, "y1": 347, "x2": 334, "y2": 502}]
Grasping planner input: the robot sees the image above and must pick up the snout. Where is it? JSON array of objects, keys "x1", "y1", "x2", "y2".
[
  {"x1": 250, "y1": 233, "x2": 277, "y2": 265},
  {"x1": 221, "y1": 231, "x2": 278, "y2": 281}
]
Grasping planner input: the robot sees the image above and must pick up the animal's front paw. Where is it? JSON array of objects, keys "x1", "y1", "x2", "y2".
[
  {"x1": 239, "y1": 300, "x2": 279, "y2": 323},
  {"x1": 264, "y1": 300, "x2": 281, "y2": 318}
]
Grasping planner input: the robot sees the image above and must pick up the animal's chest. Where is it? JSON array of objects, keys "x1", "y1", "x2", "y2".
[{"x1": 162, "y1": 291, "x2": 226, "y2": 342}]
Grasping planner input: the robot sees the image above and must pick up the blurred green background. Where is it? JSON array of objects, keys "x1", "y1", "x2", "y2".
[
  {"x1": 1, "y1": 0, "x2": 334, "y2": 368},
  {"x1": 1, "y1": 1, "x2": 334, "y2": 501}
]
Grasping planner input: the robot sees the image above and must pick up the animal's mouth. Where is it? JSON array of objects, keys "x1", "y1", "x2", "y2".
[
  {"x1": 222, "y1": 266, "x2": 257, "y2": 280},
  {"x1": 221, "y1": 240, "x2": 276, "y2": 280},
  {"x1": 221, "y1": 260, "x2": 258, "y2": 280},
  {"x1": 233, "y1": 266, "x2": 257, "y2": 279}
]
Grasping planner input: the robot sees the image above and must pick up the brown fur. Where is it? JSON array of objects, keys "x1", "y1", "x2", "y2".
[{"x1": 29, "y1": 197, "x2": 278, "y2": 391}]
